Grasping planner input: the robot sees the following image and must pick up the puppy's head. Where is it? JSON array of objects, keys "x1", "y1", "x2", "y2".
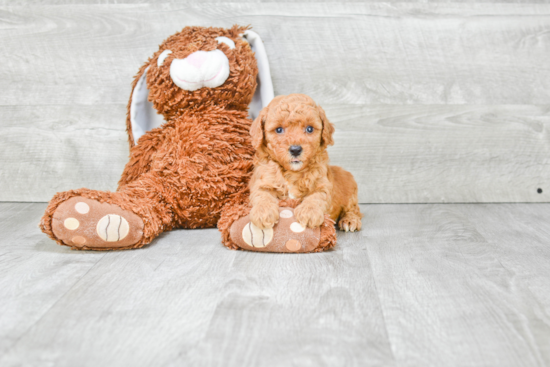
[{"x1": 250, "y1": 94, "x2": 335, "y2": 171}]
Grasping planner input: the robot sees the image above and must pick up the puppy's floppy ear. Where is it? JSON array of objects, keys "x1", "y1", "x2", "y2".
[
  {"x1": 318, "y1": 105, "x2": 335, "y2": 147},
  {"x1": 250, "y1": 107, "x2": 268, "y2": 150}
]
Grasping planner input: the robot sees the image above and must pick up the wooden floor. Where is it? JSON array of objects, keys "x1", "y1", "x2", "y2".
[{"x1": 1, "y1": 202, "x2": 549, "y2": 366}]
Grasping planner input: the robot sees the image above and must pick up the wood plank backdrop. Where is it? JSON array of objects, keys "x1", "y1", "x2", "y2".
[{"x1": 1, "y1": 2, "x2": 549, "y2": 203}]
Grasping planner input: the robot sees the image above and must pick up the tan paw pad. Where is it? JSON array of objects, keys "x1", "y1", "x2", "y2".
[
  {"x1": 290, "y1": 222, "x2": 305, "y2": 233},
  {"x1": 64, "y1": 218, "x2": 80, "y2": 230},
  {"x1": 242, "y1": 222, "x2": 273, "y2": 248},
  {"x1": 96, "y1": 214, "x2": 130, "y2": 242},
  {"x1": 72, "y1": 236, "x2": 86, "y2": 245},
  {"x1": 74, "y1": 202, "x2": 90, "y2": 214},
  {"x1": 280, "y1": 209, "x2": 293, "y2": 218},
  {"x1": 285, "y1": 239, "x2": 301, "y2": 252}
]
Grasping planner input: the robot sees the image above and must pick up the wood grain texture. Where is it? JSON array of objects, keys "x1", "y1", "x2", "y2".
[
  {"x1": 1, "y1": 2, "x2": 549, "y2": 203},
  {"x1": 1, "y1": 202, "x2": 549, "y2": 366},
  {"x1": 0, "y1": 105, "x2": 129, "y2": 201},
  {"x1": 0, "y1": 202, "x2": 106, "y2": 358},
  {"x1": 364, "y1": 203, "x2": 550, "y2": 366},
  {"x1": 326, "y1": 104, "x2": 550, "y2": 203},
  {"x1": 1, "y1": 3, "x2": 550, "y2": 106},
  {"x1": 3, "y1": 1, "x2": 550, "y2": 5},
  {"x1": 2, "y1": 104, "x2": 548, "y2": 203},
  {"x1": 0, "y1": 203, "x2": 394, "y2": 367}
]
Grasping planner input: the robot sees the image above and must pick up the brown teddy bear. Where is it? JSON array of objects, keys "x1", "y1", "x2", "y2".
[{"x1": 39, "y1": 25, "x2": 336, "y2": 253}]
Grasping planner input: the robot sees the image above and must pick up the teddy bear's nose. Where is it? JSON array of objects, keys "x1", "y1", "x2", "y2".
[
  {"x1": 170, "y1": 49, "x2": 230, "y2": 92},
  {"x1": 185, "y1": 51, "x2": 208, "y2": 69}
]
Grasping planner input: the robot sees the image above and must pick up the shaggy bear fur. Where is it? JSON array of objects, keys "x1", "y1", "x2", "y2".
[
  {"x1": 40, "y1": 25, "x2": 257, "y2": 250},
  {"x1": 39, "y1": 25, "x2": 337, "y2": 252}
]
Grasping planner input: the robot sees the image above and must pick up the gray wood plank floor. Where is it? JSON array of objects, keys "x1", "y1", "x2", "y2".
[{"x1": 1, "y1": 202, "x2": 549, "y2": 366}]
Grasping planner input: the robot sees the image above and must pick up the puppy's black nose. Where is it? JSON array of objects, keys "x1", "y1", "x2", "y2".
[{"x1": 289, "y1": 145, "x2": 303, "y2": 157}]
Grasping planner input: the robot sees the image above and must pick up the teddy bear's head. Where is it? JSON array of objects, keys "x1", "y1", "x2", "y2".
[{"x1": 128, "y1": 25, "x2": 273, "y2": 146}]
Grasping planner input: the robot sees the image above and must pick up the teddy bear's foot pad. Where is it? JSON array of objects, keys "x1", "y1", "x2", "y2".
[
  {"x1": 51, "y1": 196, "x2": 144, "y2": 249},
  {"x1": 230, "y1": 207, "x2": 321, "y2": 253}
]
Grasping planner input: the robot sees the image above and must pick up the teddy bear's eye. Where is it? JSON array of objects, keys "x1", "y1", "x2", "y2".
[
  {"x1": 275, "y1": 127, "x2": 284, "y2": 134},
  {"x1": 306, "y1": 126, "x2": 314, "y2": 133},
  {"x1": 157, "y1": 50, "x2": 172, "y2": 67},
  {"x1": 215, "y1": 36, "x2": 236, "y2": 50}
]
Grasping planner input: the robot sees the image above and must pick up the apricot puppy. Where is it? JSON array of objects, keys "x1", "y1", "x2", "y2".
[{"x1": 249, "y1": 94, "x2": 363, "y2": 232}]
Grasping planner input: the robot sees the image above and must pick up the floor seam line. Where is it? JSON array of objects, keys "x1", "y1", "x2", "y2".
[
  {"x1": 363, "y1": 237, "x2": 399, "y2": 366},
  {"x1": 0, "y1": 251, "x2": 108, "y2": 357}
]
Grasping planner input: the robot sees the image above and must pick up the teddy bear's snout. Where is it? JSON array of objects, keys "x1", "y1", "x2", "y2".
[
  {"x1": 185, "y1": 52, "x2": 208, "y2": 69},
  {"x1": 169, "y1": 49, "x2": 230, "y2": 92}
]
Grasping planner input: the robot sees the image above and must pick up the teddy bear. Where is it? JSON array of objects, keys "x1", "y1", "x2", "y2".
[{"x1": 39, "y1": 25, "x2": 336, "y2": 253}]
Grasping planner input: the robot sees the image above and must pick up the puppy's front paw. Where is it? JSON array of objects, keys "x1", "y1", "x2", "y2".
[
  {"x1": 338, "y1": 215, "x2": 362, "y2": 232},
  {"x1": 295, "y1": 203, "x2": 325, "y2": 228},
  {"x1": 250, "y1": 204, "x2": 280, "y2": 229}
]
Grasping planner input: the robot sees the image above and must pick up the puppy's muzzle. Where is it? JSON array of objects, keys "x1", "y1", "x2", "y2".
[{"x1": 289, "y1": 145, "x2": 303, "y2": 157}]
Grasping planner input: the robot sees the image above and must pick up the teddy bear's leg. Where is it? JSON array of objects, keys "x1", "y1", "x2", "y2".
[
  {"x1": 45, "y1": 194, "x2": 145, "y2": 250},
  {"x1": 218, "y1": 198, "x2": 337, "y2": 253},
  {"x1": 116, "y1": 130, "x2": 162, "y2": 189},
  {"x1": 218, "y1": 192, "x2": 250, "y2": 250},
  {"x1": 40, "y1": 172, "x2": 176, "y2": 250}
]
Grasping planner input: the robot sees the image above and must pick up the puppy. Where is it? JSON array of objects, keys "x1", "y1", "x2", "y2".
[{"x1": 249, "y1": 94, "x2": 362, "y2": 232}]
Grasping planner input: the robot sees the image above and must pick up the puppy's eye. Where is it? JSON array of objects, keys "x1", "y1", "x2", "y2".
[
  {"x1": 215, "y1": 36, "x2": 236, "y2": 50},
  {"x1": 275, "y1": 127, "x2": 284, "y2": 134},
  {"x1": 306, "y1": 126, "x2": 314, "y2": 133}
]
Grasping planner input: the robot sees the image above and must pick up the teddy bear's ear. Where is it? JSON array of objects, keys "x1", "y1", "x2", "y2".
[
  {"x1": 243, "y1": 30, "x2": 274, "y2": 120},
  {"x1": 127, "y1": 66, "x2": 166, "y2": 146}
]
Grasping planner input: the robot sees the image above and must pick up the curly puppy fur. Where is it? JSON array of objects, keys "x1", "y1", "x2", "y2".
[
  {"x1": 249, "y1": 94, "x2": 363, "y2": 232},
  {"x1": 40, "y1": 25, "x2": 258, "y2": 250}
]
